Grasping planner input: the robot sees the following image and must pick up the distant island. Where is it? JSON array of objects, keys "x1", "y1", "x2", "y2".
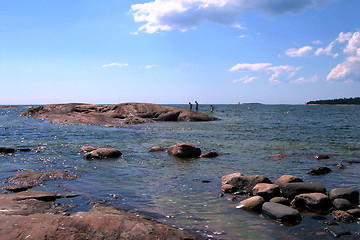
[{"x1": 306, "y1": 97, "x2": 360, "y2": 105}]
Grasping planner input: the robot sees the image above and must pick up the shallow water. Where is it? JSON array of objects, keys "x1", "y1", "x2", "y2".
[{"x1": 1, "y1": 104, "x2": 360, "y2": 239}]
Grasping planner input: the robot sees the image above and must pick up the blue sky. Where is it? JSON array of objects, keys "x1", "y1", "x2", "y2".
[{"x1": 1, "y1": 0, "x2": 360, "y2": 104}]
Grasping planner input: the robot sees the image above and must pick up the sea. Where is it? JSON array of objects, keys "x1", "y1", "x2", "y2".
[{"x1": 1, "y1": 104, "x2": 359, "y2": 239}]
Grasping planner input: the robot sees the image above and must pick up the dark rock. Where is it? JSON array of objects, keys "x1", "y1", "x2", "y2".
[
  {"x1": 346, "y1": 160, "x2": 360, "y2": 164},
  {"x1": 307, "y1": 166, "x2": 332, "y2": 175},
  {"x1": 221, "y1": 184, "x2": 237, "y2": 193},
  {"x1": 0, "y1": 146, "x2": 16, "y2": 154},
  {"x1": 200, "y1": 150, "x2": 219, "y2": 158},
  {"x1": 315, "y1": 154, "x2": 330, "y2": 159},
  {"x1": 16, "y1": 148, "x2": 31, "y2": 152},
  {"x1": 252, "y1": 183, "x2": 281, "y2": 201},
  {"x1": 281, "y1": 182, "x2": 327, "y2": 200},
  {"x1": 222, "y1": 174, "x2": 271, "y2": 192},
  {"x1": 336, "y1": 163, "x2": 346, "y2": 169},
  {"x1": 329, "y1": 188, "x2": 359, "y2": 205},
  {"x1": 333, "y1": 198, "x2": 353, "y2": 210},
  {"x1": 339, "y1": 236, "x2": 360, "y2": 240},
  {"x1": 262, "y1": 202, "x2": 301, "y2": 224},
  {"x1": 20, "y1": 103, "x2": 219, "y2": 126},
  {"x1": 291, "y1": 193, "x2": 332, "y2": 211},
  {"x1": 236, "y1": 196, "x2": 265, "y2": 212},
  {"x1": 274, "y1": 175, "x2": 303, "y2": 187},
  {"x1": 325, "y1": 225, "x2": 351, "y2": 237},
  {"x1": 347, "y1": 209, "x2": 360, "y2": 219},
  {"x1": 167, "y1": 143, "x2": 201, "y2": 158},
  {"x1": 270, "y1": 197, "x2": 290, "y2": 206},
  {"x1": 148, "y1": 146, "x2": 166, "y2": 152},
  {"x1": 84, "y1": 148, "x2": 122, "y2": 160},
  {"x1": 80, "y1": 146, "x2": 98, "y2": 152},
  {"x1": 331, "y1": 210, "x2": 354, "y2": 223}
]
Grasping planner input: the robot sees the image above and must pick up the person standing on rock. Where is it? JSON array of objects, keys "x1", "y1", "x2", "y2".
[
  {"x1": 195, "y1": 101, "x2": 198, "y2": 112},
  {"x1": 211, "y1": 105, "x2": 214, "y2": 113},
  {"x1": 189, "y1": 102, "x2": 192, "y2": 111}
]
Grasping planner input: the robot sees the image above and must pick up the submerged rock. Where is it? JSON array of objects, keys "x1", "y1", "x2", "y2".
[
  {"x1": 167, "y1": 143, "x2": 201, "y2": 158},
  {"x1": 20, "y1": 103, "x2": 219, "y2": 126},
  {"x1": 262, "y1": 202, "x2": 301, "y2": 224},
  {"x1": 0, "y1": 146, "x2": 16, "y2": 154},
  {"x1": 200, "y1": 150, "x2": 219, "y2": 158},
  {"x1": 84, "y1": 148, "x2": 122, "y2": 160},
  {"x1": 268, "y1": 153, "x2": 286, "y2": 158},
  {"x1": 314, "y1": 154, "x2": 330, "y2": 159},
  {"x1": 148, "y1": 146, "x2": 166, "y2": 152},
  {"x1": 307, "y1": 166, "x2": 332, "y2": 175}
]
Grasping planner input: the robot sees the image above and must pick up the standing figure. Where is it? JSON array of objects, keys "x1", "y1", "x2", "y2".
[
  {"x1": 210, "y1": 105, "x2": 214, "y2": 113},
  {"x1": 189, "y1": 102, "x2": 192, "y2": 111},
  {"x1": 195, "y1": 101, "x2": 199, "y2": 112}
]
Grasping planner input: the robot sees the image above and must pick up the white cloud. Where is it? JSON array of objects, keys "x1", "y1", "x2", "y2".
[
  {"x1": 230, "y1": 62, "x2": 300, "y2": 84},
  {"x1": 145, "y1": 64, "x2": 158, "y2": 69},
  {"x1": 131, "y1": 0, "x2": 336, "y2": 33},
  {"x1": 233, "y1": 23, "x2": 246, "y2": 30},
  {"x1": 315, "y1": 41, "x2": 336, "y2": 57},
  {"x1": 285, "y1": 46, "x2": 313, "y2": 57},
  {"x1": 336, "y1": 32, "x2": 352, "y2": 43},
  {"x1": 327, "y1": 31, "x2": 360, "y2": 82},
  {"x1": 229, "y1": 63, "x2": 272, "y2": 72},
  {"x1": 290, "y1": 75, "x2": 319, "y2": 84},
  {"x1": 312, "y1": 40, "x2": 323, "y2": 45},
  {"x1": 238, "y1": 35, "x2": 246, "y2": 38},
  {"x1": 233, "y1": 76, "x2": 258, "y2": 84},
  {"x1": 102, "y1": 63, "x2": 129, "y2": 68}
]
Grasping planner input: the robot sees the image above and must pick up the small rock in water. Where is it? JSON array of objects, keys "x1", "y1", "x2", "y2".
[
  {"x1": 325, "y1": 225, "x2": 351, "y2": 237},
  {"x1": 148, "y1": 146, "x2": 166, "y2": 152},
  {"x1": 80, "y1": 146, "x2": 98, "y2": 153},
  {"x1": 314, "y1": 154, "x2": 330, "y2": 159},
  {"x1": 0, "y1": 146, "x2": 16, "y2": 154},
  {"x1": 331, "y1": 210, "x2": 354, "y2": 223},
  {"x1": 200, "y1": 150, "x2": 219, "y2": 158},
  {"x1": 307, "y1": 166, "x2": 332, "y2": 175},
  {"x1": 268, "y1": 153, "x2": 286, "y2": 158},
  {"x1": 167, "y1": 143, "x2": 201, "y2": 158}
]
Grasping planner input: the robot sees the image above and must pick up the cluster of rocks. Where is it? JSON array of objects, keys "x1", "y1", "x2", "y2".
[{"x1": 221, "y1": 173, "x2": 360, "y2": 225}]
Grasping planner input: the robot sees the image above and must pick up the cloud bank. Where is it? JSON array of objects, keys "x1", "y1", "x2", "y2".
[{"x1": 131, "y1": 0, "x2": 335, "y2": 33}]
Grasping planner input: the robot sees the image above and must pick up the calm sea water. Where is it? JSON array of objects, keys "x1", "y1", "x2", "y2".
[{"x1": 1, "y1": 104, "x2": 359, "y2": 239}]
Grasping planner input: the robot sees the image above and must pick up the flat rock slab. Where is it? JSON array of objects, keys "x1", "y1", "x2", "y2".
[
  {"x1": 281, "y1": 182, "x2": 327, "y2": 199},
  {"x1": 0, "y1": 191, "x2": 197, "y2": 240},
  {"x1": 20, "y1": 103, "x2": 219, "y2": 126},
  {"x1": 262, "y1": 202, "x2": 301, "y2": 224}
]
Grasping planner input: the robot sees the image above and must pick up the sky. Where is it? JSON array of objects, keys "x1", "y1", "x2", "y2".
[{"x1": 1, "y1": 0, "x2": 360, "y2": 104}]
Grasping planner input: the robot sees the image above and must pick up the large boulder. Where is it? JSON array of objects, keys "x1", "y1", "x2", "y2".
[
  {"x1": 262, "y1": 202, "x2": 301, "y2": 224},
  {"x1": 252, "y1": 183, "x2": 281, "y2": 201},
  {"x1": 329, "y1": 188, "x2": 359, "y2": 205},
  {"x1": 167, "y1": 143, "x2": 201, "y2": 158},
  {"x1": 20, "y1": 103, "x2": 219, "y2": 126},
  {"x1": 84, "y1": 148, "x2": 122, "y2": 160},
  {"x1": 281, "y1": 182, "x2": 326, "y2": 200},
  {"x1": 235, "y1": 196, "x2": 265, "y2": 212},
  {"x1": 291, "y1": 193, "x2": 332, "y2": 211},
  {"x1": 0, "y1": 146, "x2": 16, "y2": 154}
]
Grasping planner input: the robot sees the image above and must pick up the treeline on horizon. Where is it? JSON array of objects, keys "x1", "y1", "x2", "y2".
[{"x1": 306, "y1": 97, "x2": 360, "y2": 105}]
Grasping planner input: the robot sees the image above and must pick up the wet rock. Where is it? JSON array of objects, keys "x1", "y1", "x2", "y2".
[
  {"x1": 236, "y1": 196, "x2": 265, "y2": 212},
  {"x1": 333, "y1": 198, "x2": 353, "y2": 210},
  {"x1": 331, "y1": 210, "x2": 354, "y2": 223},
  {"x1": 291, "y1": 193, "x2": 332, "y2": 211},
  {"x1": 329, "y1": 188, "x2": 359, "y2": 205},
  {"x1": 315, "y1": 154, "x2": 330, "y2": 159},
  {"x1": 221, "y1": 184, "x2": 237, "y2": 193},
  {"x1": 281, "y1": 182, "x2": 327, "y2": 200},
  {"x1": 80, "y1": 146, "x2": 98, "y2": 152},
  {"x1": 270, "y1": 197, "x2": 290, "y2": 206},
  {"x1": 307, "y1": 166, "x2": 332, "y2": 175},
  {"x1": 222, "y1": 175, "x2": 272, "y2": 192},
  {"x1": 347, "y1": 209, "x2": 360, "y2": 219},
  {"x1": 268, "y1": 153, "x2": 286, "y2": 158},
  {"x1": 4, "y1": 170, "x2": 77, "y2": 190},
  {"x1": 200, "y1": 150, "x2": 219, "y2": 158},
  {"x1": 252, "y1": 183, "x2": 281, "y2": 201},
  {"x1": 148, "y1": 146, "x2": 166, "y2": 152},
  {"x1": 336, "y1": 163, "x2": 346, "y2": 169},
  {"x1": 0, "y1": 184, "x2": 33, "y2": 192},
  {"x1": 325, "y1": 225, "x2": 351, "y2": 238},
  {"x1": 16, "y1": 148, "x2": 31, "y2": 152},
  {"x1": 167, "y1": 143, "x2": 201, "y2": 158},
  {"x1": 274, "y1": 175, "x2": 303, "y2": 187},
  {"x1": 0, "y1": 146, "x2": 16, "y2": 154},
  {"x1": 84, "y1": 148, "x2": 122, "y2": 160},
  {"x1": 339, "y1": 236, "x2": 360, "y2": 240},
  {"x1": 262, "y1": 202, "x2": 301, "y2": 224},
  {"x1": 221, "y1": 172, "x2": 243, "y2": 185}
]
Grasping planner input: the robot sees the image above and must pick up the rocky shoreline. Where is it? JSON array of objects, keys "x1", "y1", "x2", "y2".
[{"x1": 20, "y1": 103, "x2": 219, "y2": 126}]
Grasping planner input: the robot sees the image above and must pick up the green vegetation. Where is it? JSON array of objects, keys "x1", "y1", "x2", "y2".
[{"x1": 306, "y1": 97, "x2": 360, "y2": 105}]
